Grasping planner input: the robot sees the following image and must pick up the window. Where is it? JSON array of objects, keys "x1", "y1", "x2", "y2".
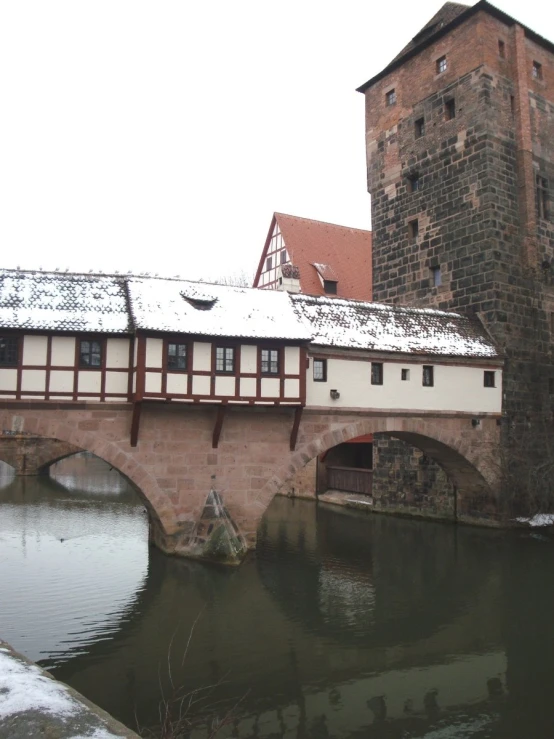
[
  {"x1": 408, "y1": 219, "x2": 419, "y2": 241},
  {"x1": 408, "y1": 173, "x2": 421, "y2": 192},
  {"x1": 386, "y1": 89, "x2": 397, "y2": 106},
  {"x1": 323, "y1": 280, "x2": 337, "y2": 295},
  {"x1": 415, "y1": 117, "x2": 425, "y2": 138},
  {"x1": 266, "y1": 256, "x2": 272, "y2": 271},
  {"x1": 498, "y1": 40, "x2": 505, "y2": 58},
  {"x1": 484, "y1": 371, "x2": 495, "y2": 388},
  {"x1": 445, "y1": 98, "x2": 456, "y2": 120},
  {"x1": 436, "y1": 56, "x2": 447, "y2": 74},
  {"x1": 423, "y1": 365, "x2": 434, "y2": 387},
  {"x1": 0, "y1": 336, "x2": 18, "y2": 366},
  {"x1": 280, "y1": 250, "x2": 287, "y2": 265},
  {"x1": 431, "y1": 265, "x2": 442, "y2": 287},
  {"x1": 167, "y1": 342, "x2": 187, "y2": 370},
  {"x1": 532, "y1": 61, "x2": 542, "y2": 80},
  {"x1": 79, "y1": 339, "x2": 102, "y2": 367},
  {"x1": 401, "y1": 368, "x2": 410, "y2": 381},
  {"x1": 261, "y1": 348, "x2": 279, "y2": 375},
  {"x1": 537, "y1": 175, "x2": 549, "y2": 220},
  {"x1": 371, "y1": 362, "x2": 383, "y2": 385},
  {"x1": 215, "y1": 346, "x2": 235, "y2": 373},
  {"x1": 313, "y1": 359, "x2": 327, "y2": 382}
]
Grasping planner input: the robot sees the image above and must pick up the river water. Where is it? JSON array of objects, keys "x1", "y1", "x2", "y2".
[{"x1": 1, "y1": 455, "x2": 554, "y2": 739}]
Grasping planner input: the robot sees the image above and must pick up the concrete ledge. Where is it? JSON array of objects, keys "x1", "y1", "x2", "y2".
[{"x1": 0, "y1": 640, "x2": 139, "y2": 738}]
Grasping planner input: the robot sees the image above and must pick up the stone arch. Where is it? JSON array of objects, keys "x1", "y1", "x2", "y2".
[
  {"x1": 253, "y1": 415, "x2": 500, "y2": 524},
  {"x1": 0, "y1": 408, "x2": 174, "y2": 541}
]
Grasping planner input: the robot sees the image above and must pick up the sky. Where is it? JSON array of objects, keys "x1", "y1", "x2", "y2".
[{"x1": 0, "y1": 0, "x2": 552, "y2": 284}]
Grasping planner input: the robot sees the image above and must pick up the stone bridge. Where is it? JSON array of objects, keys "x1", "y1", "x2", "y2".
[{"x1": 0, "y1": 402, "x2": 501, "y2": 563}]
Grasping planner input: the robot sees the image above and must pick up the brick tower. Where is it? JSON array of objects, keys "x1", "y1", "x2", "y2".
[{"x1": 358, "y1": 1, "x2": 554, "y2": 513}]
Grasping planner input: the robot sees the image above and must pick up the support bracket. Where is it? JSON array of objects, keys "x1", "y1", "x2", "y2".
[
  {"x1": 290, "y1": 406, "x2": 303, "y2": 452},
  {"x1": 212, "y1": 405, "x2": 227, "y2": 449},
  {"x1": 130, "y1": 401, "x2": 142, "y2": 448}
]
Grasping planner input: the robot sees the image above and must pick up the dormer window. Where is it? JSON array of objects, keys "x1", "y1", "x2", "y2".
[
  {"x1": 323, "y1": 280, "x2": 338, "y2": 295},
  {"x1": 180, "y1": 287, "x2": 218, "y2": 311},
  {"x1": 313, "y1": 262, "x2": 339, "y2": 295}
]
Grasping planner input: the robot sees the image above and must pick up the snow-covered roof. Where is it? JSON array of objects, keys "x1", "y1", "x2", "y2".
[
  {"x1": 290, "y1": 294, "x2": 500, "y2": 358},
  {"x1": 127, "y1": 277, "x2": 311, "y2": 340},
  {"x1": 0, "y1": 270, "x2": 131, "y2": 333}
]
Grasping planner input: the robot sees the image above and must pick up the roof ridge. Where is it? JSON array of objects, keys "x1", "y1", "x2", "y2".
[{"x1": 290, "y1": 292, "x2": 461, "y2": 318}]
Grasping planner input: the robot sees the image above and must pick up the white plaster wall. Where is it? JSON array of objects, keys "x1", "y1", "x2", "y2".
[
  {"x1": 261, "y1": 377, "x2": 280, "y2": 398},
  {"x1": 106, "y1": 339, "x2": 130, "y2": 368},
  {"x1": 240, "y1": 377, "x2": 256, "y2": 397},
  {"x1": 215, "y1": 376, "x2": 236, "y2": 397},
  {"x1": 166, "y1": 373, "x2": 188, "y2": 395},
  {"x1": 306, "y1": 357, "x2": 502, "y2": 413},
  {"x1": 240, "y1": 345, "x2": 257, "y2": 374},
  {"x1": 0, "y1": 369, "x2": 17, "y2": 392},
  {"x1": 77, "y1": 371, "x2": 102, "y2": 394},
  {"x1": 51, "y1": 337, "x2": 76, "y2": 366},
  {"x1": 21, "y1": 370, "x2": 46, "y2": 392},
  {"x1": 133, "y1": 339, "x2": 138, "y2": 367},
  {"x1": 284, "y1": 378, "x2": 300, "y2": 398},
  {"x1": 285, "y1": 346, "x2": 300, "y2": 375},
  {"x1": 132, "y1": 373, "x2": 137, "y2": 394},
  {"x1": 145, "y1": 372, "x2": 162, "y2": 394},
  {"x1": 192, "y1": 375, "x2": 210, "y2": 395},
  {"x1": 22, "y1": 336, "x2": 48, "y2": 366},
  {"x1": 105, "y1": 372, "x2": 129, "y2": 395},
  {"x1": 145, "y1": 338, "x2": 163, "y2": 368},
  {"x1": 193, "y1": 343, "x2": 211, "y2": 372},
  {"x1": 49, "y1": 370, "x2": 74, "y2": 393}
]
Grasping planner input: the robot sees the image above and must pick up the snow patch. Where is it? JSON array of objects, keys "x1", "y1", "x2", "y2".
[{"x1": 515, "y1": 513, "x2": 554, "y2": 527}]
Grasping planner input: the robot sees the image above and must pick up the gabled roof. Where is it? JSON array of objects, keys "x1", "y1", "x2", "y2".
[
  {"x1": 253, "y1": 213, "x2": 372, "y2": 301},
  {"x1": 357, "y1": 0, "x2": 554, "y2": 93},
  {"x1": 290, "y1": 294, "x2": 500, "y2": 358},
  {"x1": 0, "y1": 270, "x2": 131, "y2": 333}
]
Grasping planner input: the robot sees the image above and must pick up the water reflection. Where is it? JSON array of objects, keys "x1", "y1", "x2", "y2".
[{"x1": 1, "y1": 462, "x2": 554, "y2": 738}]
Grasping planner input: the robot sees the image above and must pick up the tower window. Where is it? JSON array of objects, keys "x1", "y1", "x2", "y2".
[
  {"x1": 436, "y1": 56, "x2": 447, "y2": 74},
  {"x1": 408, "y1": 219, "x2": 419, "y2": 241},
  {"x1": 445, "y1": 98, "x2": 456, "y2": 120},
  {"x1": 484, "y1": 371, "x2": 495, "y2": 388},
  {"x1": 386, "y1": 89, "x2": 397, "y2": 106},
  {"x1": 371, "y1": 362, "x2": 383, "y2": 386},
  {"x1": 422, "y1": 365, "x2": 434, "y2": 387},
  {"x1": 498, "y1": 40, "x2": 505, "y2": 58},
  {"x1": 537, "y1": 175, "x2": 549, "y2": 220},
  {"x1": 431, "y1": 265, "x2": 442, "y2": 287},
  {"x1": 415, "y1": 117, "x2": 425, "y2": 138},
  {"x1": 532, "y1": 61, "x2": 542, "y2": 80},
  {"x1": 408, "y1": 173, "x2": 421, "y2": 192}
]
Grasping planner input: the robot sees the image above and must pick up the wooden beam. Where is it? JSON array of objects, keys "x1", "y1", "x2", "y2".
[
  {"x1": 130, "y1": 401, "x2": 142, "y2": 447},
  {"x1": 212, "y1": 405, "x2": 227, "y2": 449},
  {"x1": 290, "y1": 406, "x2": 303, "y2": 451}
]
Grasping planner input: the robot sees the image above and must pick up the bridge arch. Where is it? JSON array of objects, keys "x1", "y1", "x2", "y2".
[{"x1": 254, "y1": 415, "x2": 500, "y2": 524}]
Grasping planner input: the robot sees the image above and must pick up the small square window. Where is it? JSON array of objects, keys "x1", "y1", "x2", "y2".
[
  {"x1": 401, "y1": 368, "x2": 410, "y2": 381},
  {"x1": 431, "y1": 265, "x2": 442, "y2": 287},
  {"x1": 0, "y1": 336, "x2": 19, "y2": 366},
  {"x1": 423, "y1": 365, "x2": 434, "y2": 387},
  {"x1": 266, "y1": 256, "x2": 272, "y2": 271},
  {"x1": 80, "y1": 339, "x2": 102, "y2": 368},
  {"x1": 415, "y1": 117, "x2": 425, "y2": 139},
  {"x1": 167, "y1": 342, "x2": 187, "y2": 370},
  {"x1": 532, "y1": 61, "x2": 542, "y2": 80},
  {"x1": 323, "y1": 280, "x2": 337, "y2": 295},
  {"x1": 216, "y1": 346, "x2": 235, "y2": 373},
  {"x1": 386, "y1": 89, "x2": 397, "y2": 106},
  {"x1": 445, "y1": 98, "x2": 456, "y2": 120},
  {"x1": 436, "y1": 56, "x2": 447, "y2": 74},
  {"x1": 261, "y1": 348, "x2": 279, "y2": 375},
  {"x1": 313, "y1": 359, "x2": 327, "y2": 382},
  {"x1": 408, "y1": 174, "x2": 421, "y2": 192},
  {"x1": 408, "y1": 219, "x2": 419, "y2": 241},
  {"x1": 484, "y1": 371, "x2": 495, "y2": 388},
  {"x1": 371, "y1": 362, "x2": 383, "y2": 386},
  {"x1": 498, "y1": 40, "x2": 505, "y2": 58}
]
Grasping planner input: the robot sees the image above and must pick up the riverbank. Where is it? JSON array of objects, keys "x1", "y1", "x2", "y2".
[{"x1": 0, "y1": 640, "x2": 139, "y2": 739}]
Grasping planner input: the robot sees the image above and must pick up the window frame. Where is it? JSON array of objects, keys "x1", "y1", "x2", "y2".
[
  {"x1": 484, "y1": 371, "x2": 495, "y2": 388},
  {"x1": 401, "y1": 368, "x2": 410, "y2": 381},
  {"x1": 422, "y1": 365, "x2": 434, "y2": 387},
  {"x1": 408, "y1": 173, "x2": 421, "y2": 192},
  {"x1": 445, "y1": 98, "x2": 456, "y2": 121},
  {"x1": 498, "y1": 39, "x2": 505, "y2": 59},
  {"x1": 260, "y1": 348, "x2": 280, "y2": 375},
  {"x1": 323, "y1": 279, "x2": 338, "y2": 295},
  {"x1": 166, "y1": 341, "x2": 188, "y2": 372},
  {"x1": 436, "y1": 55, "x2": 447, "y2": 74},
  {"x1": 313, "y1": 358, "x2": 327, "y2": 383},
  {"x1": 385, "y1": 89, "x2": 397, "y2": 107},
  {"x1": 537, "y1": 175, "x2": 549, "y2": 220},
  {"x1": 532, "y1": 61, "x2": 543, "y2": 80},
  {"x1": 79, "y1": 338, "x2": 103, "y2": 369},
  {"x1": 431, "y1": 265, "x2": 442, "y2": 287},
  {"x1": 0, "y1": 336, "x2": 19, "y2": 367},
  {"x1": 215, "y1": 346, "x2": 236, "y2": 374},
  {"x1": 371, "y1": 362, "x2": 383, "y2": 386},
  {"x1": 408, "y1": 218, "x2": 419, "y2": 241},
  {"x1": 415, "y1": 117, "x2": 425, "y2": 139}
]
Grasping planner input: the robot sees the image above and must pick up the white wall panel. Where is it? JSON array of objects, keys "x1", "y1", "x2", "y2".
[
  {"x1": 261, "y1": 378, "x2": 280, "y2": 398},
  {"x1": 0, "y1": 369, "x2": 18, "y2": 392},
  {"x1": 22, "y1": 336, "x2": 48, "y2": 366},
  {"x1": 284, "y1": 378, "x2": 300, "y2": 398},
  {"x1": 106, "y1": 339, "x2": 130, "y2": 368},
  {"x1": 21, "y1": 370, "x2": 46, "y2": 392},
  {"x1": 284, "y1": 346, "x2": 300, "y2": 375},
  {"x1": 192, "y1": 375, "x2": 210, "y2": 395},
  {"x1": 145, "y1": 372, "x2": 162, "y2": 394},
  {"x1": 240, "y1": 378, "x2": 256, "y2": 397},
  {"x1": 145, "y1": 338, "x2": 163, "y2": 368},
  {"x1": 77, "y1": 371, "x2": 101, "y2": 394},
  {"x1": 49, "y1": 371, "x2": 74, "y2": 393},
  {"x1": 51, "y1": 337, "x2": 76, "y2": 366},
  {"x1": 215, "y1": 376, "x2": 236, "y2": 397},
  {"x1": 105, "y1": 372, "x2": 128, "y2": 395},
  {"x1": 193, "y1": 343, "x2": 211, "y2": 372},
  {"x1": 240, "y1": 345, "x2": 257, "y2": 374},
  {"x1": 166, "y1": 373, "x2": 188, "y2": 395}
]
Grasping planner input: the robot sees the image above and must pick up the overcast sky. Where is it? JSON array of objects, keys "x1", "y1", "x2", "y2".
[{"x1": 0, "y1": 0, "x2": 552, "y2": 283}]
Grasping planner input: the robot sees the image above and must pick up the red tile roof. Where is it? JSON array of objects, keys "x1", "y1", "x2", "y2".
[{"x1": 254, "y1": 213, "x2": 372, "y2": 301}]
